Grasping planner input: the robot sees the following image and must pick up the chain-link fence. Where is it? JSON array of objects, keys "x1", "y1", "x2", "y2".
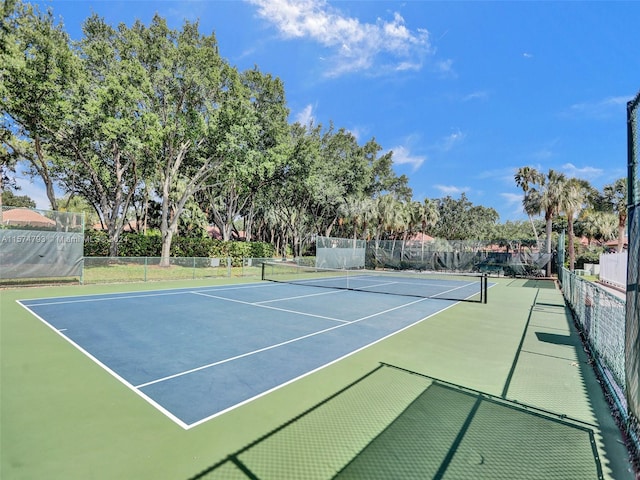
[
  {"x1": 625, "y1": 90, "x2": 640, "y2": 455},
  {"x1": 366, "y1": 238, "x2": 551, "y2": 276},
  {"x1": 559, "y1": 268, "x2": 626, "y2": 395},
  {"x1": 80, "y1": 257, "x2": 275, "y2": 284}
]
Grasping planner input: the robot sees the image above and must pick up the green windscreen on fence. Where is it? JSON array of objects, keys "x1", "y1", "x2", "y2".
[
  {"x1": 366, "y1": 238, "x2": 551, "y2": 276},
  {"x1": 316, "y1": 236, "x2": 366, "y2": 269},
  {"x1": 0, "y1": 207, "x2": 84, "y2": 279}
]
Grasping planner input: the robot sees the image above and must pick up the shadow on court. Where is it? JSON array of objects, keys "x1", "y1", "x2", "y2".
[
  {"x1": 507, "y1": 278, "x2": 558, "y2": 289},
  {"x1": 188, "y1": 363, "x2": 601, "y2": 480}
]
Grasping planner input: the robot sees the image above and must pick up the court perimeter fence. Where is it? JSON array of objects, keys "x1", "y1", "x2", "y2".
[
  {"x1": 559, "y1": 267, "x2": 640, "y2": 463},
  {"x1": 80, "y1": 257, "x2": 288, "y2": 284}
]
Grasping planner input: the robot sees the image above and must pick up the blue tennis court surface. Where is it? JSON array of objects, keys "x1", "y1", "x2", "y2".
[{"x1": 19, "y1": 281, "x2": 469, "y2": 429}]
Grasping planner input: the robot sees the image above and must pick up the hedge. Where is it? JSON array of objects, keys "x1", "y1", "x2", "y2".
[{"x1": 84, "y1": 230, "x2": 275, "y2": 265}]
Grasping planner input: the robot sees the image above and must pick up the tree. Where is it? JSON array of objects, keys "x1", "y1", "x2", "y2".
[
  {"x1": 577, "y1": 209, "x2": 617, "y2": 246},
  {"x1": 374, "y1": 194, "x2": 402, "y2": 241},
  {"x1": 53, "y1": 15, "x2": 157, "y2": 256},
  {"x1": 1, "y1": 0, "x2": 76, "y2": 211},
  {"x1": 558, "y1": 178, "x2": 590, "y2": 270},
  {"x1": 515, "y1": 168, "x2": 566, "y2": 276},
  {"x1": 514, "y1": 166, "x2": 542, "y2": 245},
  {"x1": 201, "y1": 67, "x2": 290, "y2": 241},
  {"x1": 602, "y1": 178, "x2": 627, "y2": 252},
  {"x1": 431, "y1": 193, "x2": 498, "y2": 240},
  {"x1": 493, "y1": 220, "x2": 542, "y2": 252},
  {"x1": 1, "y1": 189, "x2": 35, "y2": 208},
  {"x1": 338, "y1": 195, "x2": 375, "y2": 241},
  {"x1": 129, "y1": 16, "x2": 230, "y2": 265}
]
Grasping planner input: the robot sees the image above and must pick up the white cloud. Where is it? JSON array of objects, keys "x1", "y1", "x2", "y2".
[
  {"x1": 564, "y1": 95, "x2": 632, "y2": 119},
  {"x1": 440, "y1": 129, "x2": 465, "y2": 151},
  {"x1": 478, "y1": 167, "x2": 520, "y2": 186},
  {"x1": 247, "y1": 0, "x2": 432, "y2": 76},
  {"x1": 461, "y1": 91, "x2": 488, "y2": 102},
  {"x1": 530, "y1": 148, "x2": 554, "y2": 160},
  {"x1": 560, "y1": 162, "x2": 604, "y2": 180},
  {"x1": 434, "y1": 58, "x2": 455, "y2": 76},
  {"x1": 347, "y1": 125, "x2": 366, "y2": 141},
  {"x1": 434, "y1": 185, "x2": 470, "y2": 195},
  {"x1": 389, "y1": 145, "x2": 426, "y2": 171},
  {"x1": 295, "y1": 104, "x2": 315, "y2": 126},
  {"x1": 500, "y1": 192, "x2": 523, "y2": 205}
]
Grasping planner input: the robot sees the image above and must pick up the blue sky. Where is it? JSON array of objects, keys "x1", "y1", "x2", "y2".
[{"x1": 17, "y1": 0, "x2": 640, "y2": 221}]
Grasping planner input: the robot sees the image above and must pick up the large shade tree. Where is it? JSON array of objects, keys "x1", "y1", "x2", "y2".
[
  {"x1": 55, "y1": 15, "x2": 157, "y2": 256},
  {"x1": 1, "y1": 0, "x2": 76, "y2": 211},
  {"x1": 127, "y1": 16, "x2": 232, "y2": 265}
]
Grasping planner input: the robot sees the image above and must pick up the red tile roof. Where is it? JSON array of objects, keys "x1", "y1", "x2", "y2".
[{"x1": 1, "y1": 208, "x2": 56, "y2": 227}]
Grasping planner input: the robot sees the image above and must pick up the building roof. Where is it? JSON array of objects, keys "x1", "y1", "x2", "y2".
[{"x1": 1, "y1": 208, "x2": 56, "y2": 227}]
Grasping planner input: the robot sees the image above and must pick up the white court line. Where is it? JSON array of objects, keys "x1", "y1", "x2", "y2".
[
  {"x1": 431, "y1": 281, "x2": 477, "y2": 298},
  {"x1": 18, "y1": 282, "x2": 275, "y2": 307},
  {"x1": 190, "y1": 291, "x2": 348, "y2": 323},
  {"x1": 22, "y1": 290, "x2": 193, "y2": 307},
  {"x1": 255, "y1": 289, "x2": 347, "y2": 304},
  {"x1": 17, "y1": 280, "x2": 471, "y2": 429},
  {"x1": 16, "y1": 300, "x2": 191, "y2": 429},
  {"x1": 135, "y1": 295, "x2": 429, "y2": 389},
  {"x1": 186, "y1": 296, "x2": 454, "y2": 429}
]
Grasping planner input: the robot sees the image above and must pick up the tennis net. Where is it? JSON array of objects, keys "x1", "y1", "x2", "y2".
[{"x1": 261, "y1": 262, "x2": 487, "y2": 303}]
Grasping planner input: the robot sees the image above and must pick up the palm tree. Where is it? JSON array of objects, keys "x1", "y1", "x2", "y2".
[
  {"x1": 338, "y1": 195, "x2": 375, "y2": 242},
  {"x1": 375, "y1": 194, "x2": 400, "y2": 241},
  {"x1": 603, "y1": 178, "x2": 628, "y2": 252},
  {"x1": 415, "y1": 198, "x2": 439, "y2": 260},
  {"x1": 420, "y1": 198, "x2": 440, "y2": 235},
  {"x1": 514, "y1": 166, "x2": 543, "y2": 245},
  {"x1": 578, "y1": 210, "x2": 618, "y2": 246},
  {"x1": 515, "y1": 167, "x2": 566, "y2": 276},
  {"x1": 558, "y1": 178, "x2": 590, "y2": 271}
]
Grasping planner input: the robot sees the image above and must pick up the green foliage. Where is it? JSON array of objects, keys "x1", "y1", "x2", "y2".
[
  {"x1": 249, "y1": 241, "x2": 275, "y2": 258},
  {"x1": 430, "y1": 193, "x2": 499, "y2": 240},
  {"x1": 84, "y1": 229, "x2": 110, "y2": 256},
  {"x1": 1, "y1": 190, "x2": 36, "y2": 207},
  {"x1": 574, "y1": 248, "x2": 603, "y2": 269},
  {"x1": 84, "y1": 229, "x2": 275, "y2": 265},
  {"x1": 119, "y1": 233, "x2": 163, "y2": 257}
]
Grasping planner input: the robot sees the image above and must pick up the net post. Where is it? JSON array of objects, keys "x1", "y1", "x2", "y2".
[
  {"x1": 261, "y1": 261, "x2": 266, "y2": 281},
  {"x1": 483, "y1": 274, "x2": 488, "y2": 304}
]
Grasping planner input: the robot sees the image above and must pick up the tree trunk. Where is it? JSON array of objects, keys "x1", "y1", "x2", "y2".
[
  {"x1": 545, "y1": 213, "x2": 553, "y2": 277},
  {"x1": 618, "y1": 214, "x2": 626, "y2": 252},
  {"x1": 160, "y1": 228, "x2": 174, "y2": 267}
]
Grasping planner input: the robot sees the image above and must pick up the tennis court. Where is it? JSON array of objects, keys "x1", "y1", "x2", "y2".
[
  {"x1": 18, "y1": 270, "x2": 485, "y2": 429},
  {"x1": 2, "y1": 274, "x2": 636, "y2": 479}
]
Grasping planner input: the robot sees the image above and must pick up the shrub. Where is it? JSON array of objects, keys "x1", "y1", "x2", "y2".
[{"x1": 84, "y1": 230, "x2": 275, "y2": 265}]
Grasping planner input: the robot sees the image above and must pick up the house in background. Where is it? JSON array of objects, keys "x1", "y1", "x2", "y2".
[{"x1": 1, "y1": 208, "x2": 56, "y2": 228}]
